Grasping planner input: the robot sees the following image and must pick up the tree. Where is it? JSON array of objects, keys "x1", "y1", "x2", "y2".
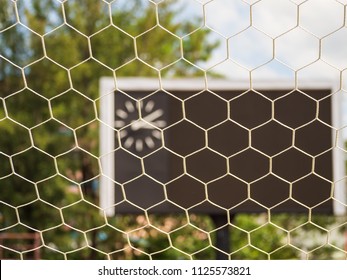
[{"x1": 0, "y1": 0, "x2": 219, "y2": 259}]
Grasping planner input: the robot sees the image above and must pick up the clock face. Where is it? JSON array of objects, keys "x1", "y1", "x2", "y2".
[{"x1": 114, "y1": 93, "x2": 167, "y2": 156}]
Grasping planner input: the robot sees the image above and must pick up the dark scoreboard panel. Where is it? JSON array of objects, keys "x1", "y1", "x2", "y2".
[{"x1": 110, "y1": 88, "x2": 334, "y2": 214}]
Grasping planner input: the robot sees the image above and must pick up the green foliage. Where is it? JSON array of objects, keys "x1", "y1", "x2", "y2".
[
  {"x1": 6, "y1": 89, "x2": 50, "y2": 128},
  {"x1": 0, "y1": 0, "x2": 219, "y2": 260},
  {"x1": 0, "y1": 119, "x2": 31, "y2": 154}
]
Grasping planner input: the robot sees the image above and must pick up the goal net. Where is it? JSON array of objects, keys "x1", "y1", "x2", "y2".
[{"x1": 1, "y1": 0, "x2": 347, "y2": 260}]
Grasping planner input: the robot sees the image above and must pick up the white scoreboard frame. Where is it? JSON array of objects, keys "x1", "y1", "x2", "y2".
[{"x1": 99, "y1": 77, "x2": 347, "y2": 216}]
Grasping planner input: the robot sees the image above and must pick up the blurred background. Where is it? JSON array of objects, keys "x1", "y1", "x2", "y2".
[{"x1": 1, "y1": 0, "x2": 347, "y2": 259}]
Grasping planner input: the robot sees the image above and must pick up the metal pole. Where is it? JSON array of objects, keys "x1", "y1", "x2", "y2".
[{"x1": 211, "y1": 214, "x2": 235, "y2": 260}]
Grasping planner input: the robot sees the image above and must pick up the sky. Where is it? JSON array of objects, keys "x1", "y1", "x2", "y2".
[
  {"x1": 171, "y1": 0, "x2": 347, "y2": 134},
  {"x1": 181, "y1": 0, "x2": 346, "y2": 77}
]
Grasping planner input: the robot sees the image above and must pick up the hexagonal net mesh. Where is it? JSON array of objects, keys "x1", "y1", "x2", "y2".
[{"x1": 1, "y1": 0, "x2": 347, "y2": 260}]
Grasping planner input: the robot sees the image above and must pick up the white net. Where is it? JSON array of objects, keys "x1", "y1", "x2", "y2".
[{"x1": 0, "y1": 0, "x2": 347, "y2": 260}]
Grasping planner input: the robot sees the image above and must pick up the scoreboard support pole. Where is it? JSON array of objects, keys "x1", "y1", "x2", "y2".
[{"x1": 210, "y1": 214, "x2": 235, "y2": 260}]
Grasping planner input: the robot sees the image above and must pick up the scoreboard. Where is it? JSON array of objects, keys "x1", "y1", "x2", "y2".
[{"x1": 99, "y1": 78, "x2": 346, "y2": 216}]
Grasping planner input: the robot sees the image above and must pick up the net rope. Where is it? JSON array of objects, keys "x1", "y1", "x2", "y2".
[{"x1": 0, "y1": 0, "x2": 347, "y2": 260}]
